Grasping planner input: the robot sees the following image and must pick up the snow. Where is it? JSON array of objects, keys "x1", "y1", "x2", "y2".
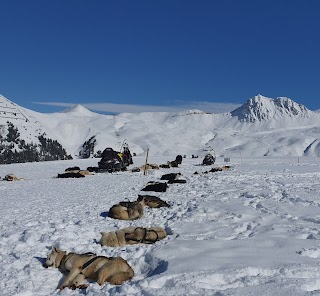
[{"x1": 1, "y1": 155, "x2": 320, "y2": 295}]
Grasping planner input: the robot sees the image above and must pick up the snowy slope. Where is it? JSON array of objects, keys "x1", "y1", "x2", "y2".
[{"x1": 1, "y1": 94, "x2": 320, "y2": 158}]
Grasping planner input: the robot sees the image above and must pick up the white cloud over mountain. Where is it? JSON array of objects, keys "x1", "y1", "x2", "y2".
[{"x1": 32, "y1": 100, "x2": 241, "y2": 114}]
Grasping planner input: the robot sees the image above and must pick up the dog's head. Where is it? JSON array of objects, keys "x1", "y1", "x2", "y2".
[
  {"x1": 100, "y1": 231, "x2": 118, "y2": 247},
  {"x1": 5, "y1": 174, "x2": 15, "y2": 181},
  {"x1": 43, "y1": 246, "x2": 65, "y2": 268}
]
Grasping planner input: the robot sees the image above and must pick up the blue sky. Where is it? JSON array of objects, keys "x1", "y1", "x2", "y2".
[{"x1": 0, "y1": 0, "x2": 320, "y2": 113}]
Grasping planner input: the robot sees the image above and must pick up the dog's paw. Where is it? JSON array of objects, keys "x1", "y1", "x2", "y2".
[
  {"x1": 97, "y1": 279, "x2": 105, "y2": 286},
  {"x1": 78, "y1": 284, "x2": 89, "y2": 289},
  {"x1": 69, "y1": 284, "x2": 77, "y2": 290}
]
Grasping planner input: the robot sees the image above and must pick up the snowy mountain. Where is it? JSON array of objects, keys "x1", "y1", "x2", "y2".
[
  {"x1": 1, "y1": 94, "x2": 320, "y2": 161},
  {"x1": 231, "y1": 94, "x2": 312, "y2": 122}
]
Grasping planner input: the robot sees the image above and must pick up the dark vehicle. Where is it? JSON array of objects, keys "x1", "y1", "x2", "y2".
[
  {"x1": 202, "y1": 153, "x2": 216, "y2": 165},
  {"x1": 98, "y1": 143, "x2": 133, "y2": 173},
  {"x1": 98, "y1": 148, "x2": 124, "y2": 172}
]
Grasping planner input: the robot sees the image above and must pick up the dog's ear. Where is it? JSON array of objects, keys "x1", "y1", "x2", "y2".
[
  {"x1": 52, "y1": 246, "x2": 60, "y2": 252},
  {"x1": 100, "y1": 232, "x2": 106, "y2": 237}
]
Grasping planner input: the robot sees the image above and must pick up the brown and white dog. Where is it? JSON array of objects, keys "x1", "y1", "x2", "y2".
[
  {"x1": 100, "y1": 226, "x2": 167, "y2": 247},
  {"x1": 3, "y1": 174, "x2": 23, "y2": 181},
  {"x1": 108, "y1": 200, "x2": 145, "y2": 220},
  {"x1": 108, "y1": 196, "x2": 170, "y2": 220},
  {"x1": 43, "y1": 247, "x2": 134, "y2": 290}
]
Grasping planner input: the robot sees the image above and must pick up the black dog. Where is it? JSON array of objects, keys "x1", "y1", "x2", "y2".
[
  {"x1": 168, "y1": 155, "x2": 183, "y2": 167},
  {"x1": 160, "y1": 173, "x2": 186, "y2": 184},
  {"x1": 57, "y1": 172, "x2": 85, "y2": 178},
  {"x1": 141, "y1": 182, "x2": 168, "y2": 192},
  {"x1": 65, "y1": 166, "x2": 81, "y2": 172}
]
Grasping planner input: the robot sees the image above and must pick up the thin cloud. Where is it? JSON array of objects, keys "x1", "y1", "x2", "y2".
[{"x1": 33, "y1": 101, "x2": 241, "y2": 114}]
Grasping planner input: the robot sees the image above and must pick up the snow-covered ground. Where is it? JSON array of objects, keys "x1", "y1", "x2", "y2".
[{"x1": 1, "y1": 155, "x2": 320, "y2": 295}]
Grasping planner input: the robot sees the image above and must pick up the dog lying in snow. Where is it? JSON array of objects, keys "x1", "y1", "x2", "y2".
[
  {"x1": 108, "y1": 196, "x2": 170, "y2": 220},
  {"x1": 100, "y1": 226, "x2": 167, "y2": 247},
  {"x1": 57, "y1": 172, "x2": 85, "y2": 178},
  {"x1": 43, "y1": 247, "x2": 134, "y2": 290},
  {"x1": 3, "y1": 174, "x2": 24, "y2": 181},
  {"x1": 108, "y1": 200, "x2": 144, "y2": 220},
  {"x1": 160, "y1": 173, "x2": 186, "y2": 184},
  {"x1": 167, "y1": 155, "x2": 183, "y2": 167},
  {"x1": 64, "y1": 169, "x2": 93, "y2": 176},
  {"x1": 57, "y1": 169, "x2": 93, "y2": 178},
  {"x1": 65, "y1": 166, "x2": 81, "y2": 171},
  {"x1": 132, "y1": 163, "x2": 166, "y2": 172},
  {"x1": 141, "y1": 181, "x2": 168, "y2": 192},
  {"x1": 208, "y1": 165, "x2": 232, "y2": 172},
  {"x1": 194, "y1": 165, "x2": 233, "y2": 175},
  {"x1": 137, "y1": 195, "x2": 170, "y2": 208}
]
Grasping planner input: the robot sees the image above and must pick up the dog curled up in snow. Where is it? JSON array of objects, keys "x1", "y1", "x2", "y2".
[
  {"x1": 108, "y1": 200, "x2": 145, "y2": 220},
  {"x1": 100, "y1": 226, "x2": 167, "y2": 247},
  {"x1": 43, "y1": 247, "x2": 134, "y2": 290},
  {"x1": 108, "y1": 196, "x2": 170, "y2": 220}
]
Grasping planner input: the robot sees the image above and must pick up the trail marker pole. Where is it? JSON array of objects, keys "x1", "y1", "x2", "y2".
[{"x1": 144, "y1": 148, "x2": 149, "y2": 176}]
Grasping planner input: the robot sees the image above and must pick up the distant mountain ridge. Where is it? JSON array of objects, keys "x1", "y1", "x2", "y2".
[{"x1": 0, "y1": 94, "x2": 320, "y2": 160}]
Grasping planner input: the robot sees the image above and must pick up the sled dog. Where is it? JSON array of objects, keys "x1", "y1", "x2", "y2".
[
  {"x1": 100, "y1": 226, "x2": 167, "y2": 247},
  {"x1": 43, "y1": 247, "x2": 134, "y2": 290},
  {"x1": 3, "y1": 174, "x2": 23, "y2": 181},
  {"x1": 64, "y1": 169, "x2": 93, "y2": 176},
  {"x1": 108, "y1": 200, "x2": 145, "y2": 220},
  {"x1": 141, "y1": 181, "x2": 168, "y2": 192},
  {"x1": 137, "y1": 195, "x2": 171, "y2": 208}
]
